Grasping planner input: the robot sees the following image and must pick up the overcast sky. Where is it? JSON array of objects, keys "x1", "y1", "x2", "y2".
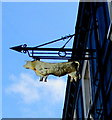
[{"x1": 2, "y1": 2, "x2": 79, "y2": 118}]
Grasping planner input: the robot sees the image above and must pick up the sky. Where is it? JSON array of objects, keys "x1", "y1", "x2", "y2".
[{"x1": 2, "y1": 2, "x2": 79, "y2": 118}]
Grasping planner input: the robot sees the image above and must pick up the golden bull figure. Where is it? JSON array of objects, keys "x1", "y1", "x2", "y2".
[{"x1": 23, "y1": 60, "x2": 80, "y2": 82}]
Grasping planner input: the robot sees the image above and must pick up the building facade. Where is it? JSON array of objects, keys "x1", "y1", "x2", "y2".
[{"x1": 62, "y1": 2, "x2": 112, "y2": 120}]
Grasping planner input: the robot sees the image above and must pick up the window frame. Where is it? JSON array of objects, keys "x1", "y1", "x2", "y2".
[{"x1": 81, "y1": 60, "x2": 92, "y2": 118}]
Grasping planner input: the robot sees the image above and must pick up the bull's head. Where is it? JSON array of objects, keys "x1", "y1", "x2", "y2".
[{"x1": 23, "y1": 61, "x2": 32, "y2": 69}]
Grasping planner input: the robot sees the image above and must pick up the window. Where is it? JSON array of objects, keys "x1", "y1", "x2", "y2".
[{"x1": 81, "y1": 60, "x2": 92, "y2": 118}]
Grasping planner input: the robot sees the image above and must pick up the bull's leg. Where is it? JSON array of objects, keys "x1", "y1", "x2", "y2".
[
  {"x1": 40, "y1": 77, "x2": 43, "y2": 81},
  {"x1": 69, "y1": 71, "x2": 77, "y2": 82},
  {"x1": 44, "y1": 76, "x2": 48, "y2": 82},
  {"x1": 69, "y1": 71, "x2": 81, "y2": 82}
]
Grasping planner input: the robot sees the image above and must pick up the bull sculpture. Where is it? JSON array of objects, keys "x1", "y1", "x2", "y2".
[{"x1": 23, "y1": 60, "x2": 80, "y2": 82}]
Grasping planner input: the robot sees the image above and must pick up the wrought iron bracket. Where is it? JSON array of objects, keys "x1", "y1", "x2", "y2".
[
  {"x1": 10, "y1": 33, "x2": 97, "y2": 60},
  {"x1": 10, "y1": 44, "x2": 96, "y2": 60}
]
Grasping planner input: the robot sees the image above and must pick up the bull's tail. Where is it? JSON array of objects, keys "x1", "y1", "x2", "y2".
[
  {"x1": 76, "y1": 61, "x2": 80, "y2": 70},
  {"x1": 72, "y1": 61, "x2": 80, "y2": 71}
]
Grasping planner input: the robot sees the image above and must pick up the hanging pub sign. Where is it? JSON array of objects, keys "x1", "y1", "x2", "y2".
[{"x1": 10, "y1": 33, "x2": 96, "y2": 82}]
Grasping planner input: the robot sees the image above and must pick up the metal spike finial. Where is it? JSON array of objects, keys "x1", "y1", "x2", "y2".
[{"x1": 10, "y1": 45, "x2": 23, "y2": 53}]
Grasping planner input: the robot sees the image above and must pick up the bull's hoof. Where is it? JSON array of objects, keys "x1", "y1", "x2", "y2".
[
  {"x1": 44, "y1": 79, "x2": 47, "y2": 82},
  {"x1": 40, "y1": 77, "x2": 43, "y2": 82},
  {"x1": 39, "y1": 80, "x2": 43, "y2": 82}
]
